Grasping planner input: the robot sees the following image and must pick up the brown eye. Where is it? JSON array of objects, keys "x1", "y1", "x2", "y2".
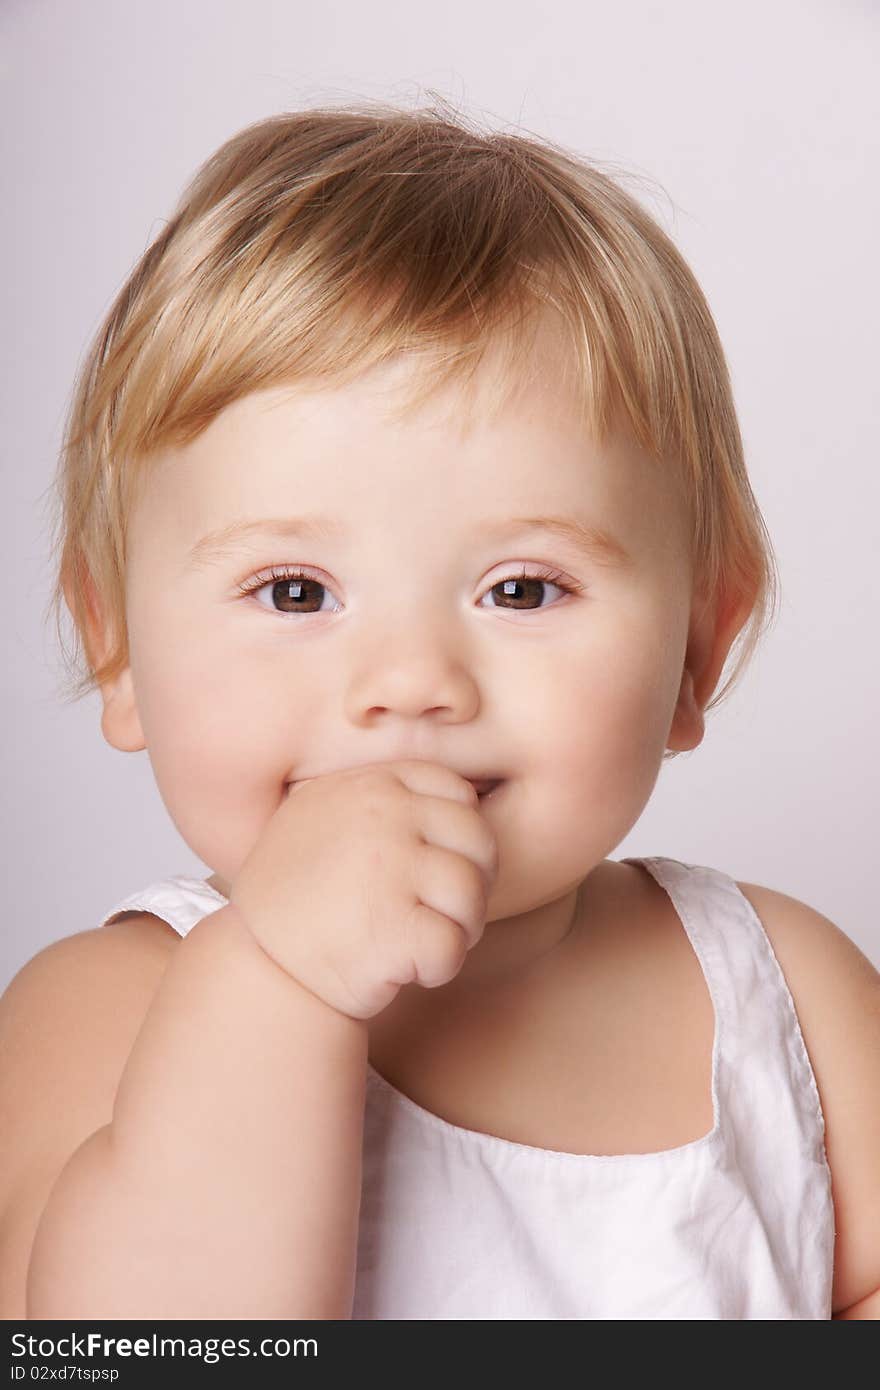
[
  {"x1": 481, "y1": 568, "x2": 577, "y2": 611},
  {"x1": 238, "y1": 567, "x2": 337, "y2": 615},
  {"x1": 266, "y1": 575, "x2": 326, "y2": 613},
  {"x1": 488, "y1": 577, "x2": 556, "y2": 609}
]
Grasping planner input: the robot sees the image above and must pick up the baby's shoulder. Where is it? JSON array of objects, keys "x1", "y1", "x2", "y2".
[
  {"x1": 735, "y1": 879, "x2": 880, "y2": 1317},
  {"x1": 1, "y1": 910, "x2": 180, "y2": 1088},
  {"x1": 733, "y1": 878, "x2": 879, "y2": 1051},
  {"x1": 0, "y1": 911, "x2": 180, "y2": 1138},
  {"x1": 0, "y1": 913, "x2": 178, "y2": 1317}
]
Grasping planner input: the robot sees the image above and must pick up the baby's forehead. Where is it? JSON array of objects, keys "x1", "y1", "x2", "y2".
[
  {"x1": 131, "y1": 317, "x2": 687, "y2": 572},
  {"x1": 151, "y1": 380, "x2": 640, "y2": 517}
]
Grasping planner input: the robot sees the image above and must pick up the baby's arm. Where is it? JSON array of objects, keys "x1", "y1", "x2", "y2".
[
  {"x1": 21, "y1": 903, "x2": 368, "y2": 1319},
  {"x1": 0, "y1": 918, "x2": 176, "y2": 1317}
]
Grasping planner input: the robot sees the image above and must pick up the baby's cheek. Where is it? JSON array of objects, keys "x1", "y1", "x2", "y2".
[
  {"x1": 166, "y1": 778, "x2": 282, "y2": 893},
  {"x1": 140, "y1": 693, "x2": 290, "y2": 887},
  {"x1": 549, "y1": 669, "x2": 674, "y2": 839}
]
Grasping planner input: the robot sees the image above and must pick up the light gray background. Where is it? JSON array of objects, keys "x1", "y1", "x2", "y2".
[{"x1": 2, "y1": 0, "x2": 878, "y2": 992}]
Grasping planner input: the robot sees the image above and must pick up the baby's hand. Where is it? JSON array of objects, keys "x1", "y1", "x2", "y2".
[{"x1": 229, "y1": 761, "x2": 499, "y2": 1020}]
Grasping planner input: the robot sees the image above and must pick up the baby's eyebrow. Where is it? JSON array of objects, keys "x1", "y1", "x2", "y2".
[
  {"x1": 186, "y1": 513, "x2": 632, "y2": 570},
  {"x1": 188, "y1": 515, "x2": 343, "y2": 568}
]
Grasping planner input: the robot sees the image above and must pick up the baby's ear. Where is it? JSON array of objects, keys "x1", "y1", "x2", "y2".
[
  {"x1": 63, "y1": 565, "x2": 146, "y2": 754},
  {"x1": 97, "y1": 664, "x2": 147, "y2": 753},
  {"x1": 666, "y1": 583, "x2": 754, "y2": 752}
]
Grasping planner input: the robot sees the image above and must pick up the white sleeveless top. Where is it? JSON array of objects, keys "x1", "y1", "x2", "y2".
[{"x1": 98, "y1": 855, "x2": 835, "y2": 1319}]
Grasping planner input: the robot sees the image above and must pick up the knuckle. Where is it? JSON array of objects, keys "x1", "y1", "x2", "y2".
[
  {"x1": 459, "y1": 861, "x2": 488, "y2": 919},
  {"x1": 453, "y1": 852, "x2": 480, "y2": 896},
  {"x1": 439, "y1": 918, "x2": 468, "y2": 968}
]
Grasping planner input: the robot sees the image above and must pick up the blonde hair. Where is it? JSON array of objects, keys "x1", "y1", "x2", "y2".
[{"x1": 43, "y1": 96, "x2": 780, "y2": 758}]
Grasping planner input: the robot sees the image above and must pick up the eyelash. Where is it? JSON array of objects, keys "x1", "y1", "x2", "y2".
[{"x1": 235, "y1": 563, "x2": 585, "y2": 615}]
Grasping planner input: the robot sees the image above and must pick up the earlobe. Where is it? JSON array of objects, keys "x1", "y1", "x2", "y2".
[
  {"x1": 666, "y1": 584, "x2": 754, "y2": 753},
  {"x1": 666, "y1": 666, "x2": 705, "y2": 753},
  {"x1": 64, "y1": 564, "x2": 147, "y2": 754},
  {"x1": 99, "y1": 665, "x2": 147, "y2": 753}
]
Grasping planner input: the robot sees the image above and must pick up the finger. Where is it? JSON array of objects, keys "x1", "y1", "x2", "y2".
[
  {"x1": 411, "y1": 842, "x2": 489, "y2": 948},
  {"x1": 413, "y1": 793, "x2": 499, "y2": 889},
  {"x1": 389, "y1": 759, "x2": 479, "y2": 806},
  {"x1": 403, "y1": 902, "x2": 471, "y2": 988}
]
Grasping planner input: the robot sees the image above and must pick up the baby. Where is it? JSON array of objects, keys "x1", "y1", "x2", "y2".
[{"x1": 3, "y1": 101, "x2": 878, "y2": 1321}]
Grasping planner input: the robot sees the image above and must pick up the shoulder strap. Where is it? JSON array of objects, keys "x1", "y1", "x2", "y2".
[
  {"x1": 98, "y1": 875, "x2": 227, "y2": 938},
  {"x1": 621, "y1": 855, "x2": 833, "y2": 1289}
]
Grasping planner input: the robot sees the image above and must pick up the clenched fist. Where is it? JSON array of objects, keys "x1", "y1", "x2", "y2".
[{"x1": 229, "y1": 761, "x2": 499, "y2": 1020}]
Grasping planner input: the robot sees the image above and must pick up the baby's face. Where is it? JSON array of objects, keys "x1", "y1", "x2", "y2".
[{"x1": 115, "y1": 319, "x2": 697, "y2": 923}]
